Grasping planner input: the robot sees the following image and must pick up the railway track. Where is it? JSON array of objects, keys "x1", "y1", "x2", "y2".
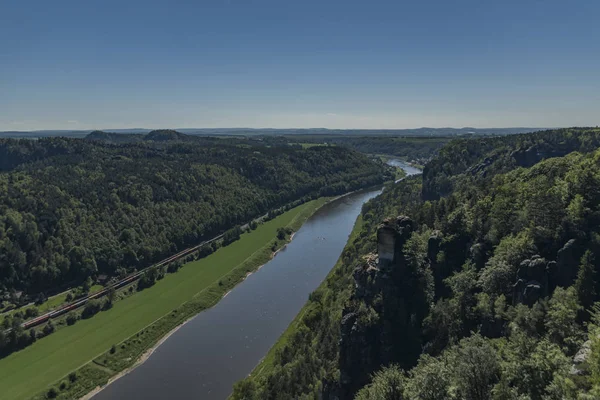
[{"x1": 16, "y1": 233, "x2": 224, "y2": 331}]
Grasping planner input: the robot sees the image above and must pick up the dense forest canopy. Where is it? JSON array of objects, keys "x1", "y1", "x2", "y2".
[
  {"x1": 0, "y1": 132, "x2": 390, "y2": 298},
  {"x1": 232, "y1": 127, "x2": 600, "y2": 400}
]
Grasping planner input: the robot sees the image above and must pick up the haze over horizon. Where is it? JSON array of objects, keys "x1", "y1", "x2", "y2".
[{"x1": 2, "y1": 0, "x2": 599, "y2": 131}]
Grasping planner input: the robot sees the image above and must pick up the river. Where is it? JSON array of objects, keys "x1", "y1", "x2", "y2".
[{"x1": 93, "y1": 160, "x2": 419, "y2": 400}]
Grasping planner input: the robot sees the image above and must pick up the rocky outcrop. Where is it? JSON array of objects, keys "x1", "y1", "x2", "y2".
[
  {"x1": 340, "y1": 216, "x2": 427, "y2": 399},
  {"x1": 511, "y1": 144, "x2": 571, "y2": 169},
  {"x1": 571, "y1": 340, "x2": 592, "y2": 376},
  {"x1": 377, "y1": 216, "x2": 414, "y2": 269},
  {"x1": 513, "y1": 256, "x2": 550, "y2": 306}
]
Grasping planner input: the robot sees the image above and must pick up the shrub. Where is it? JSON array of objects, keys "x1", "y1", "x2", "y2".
[
  {"x1": 82, "y1": 299, "x2": 102, "y2": 319},
  {"x1": 43, "y1": 320, "x2": 55, "y2": 336},
  {"x1": 68, "y1": 372, "x2": 77, "y2": 382},
  {"x1": 47, "y1": 387, "x2": 58, "y2": 399},
  {"x1": 66, "y1": 312, "x2": 78, "y2": 326}
]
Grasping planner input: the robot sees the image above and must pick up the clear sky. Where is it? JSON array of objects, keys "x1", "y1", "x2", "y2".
[{"x1": 1, "y1": 0, "x2": 599, "y2": 130}]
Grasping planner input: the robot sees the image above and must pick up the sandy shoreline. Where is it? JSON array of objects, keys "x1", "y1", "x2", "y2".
[
  {"x1": 80, "y1": 312, "x2": 197, "y2": 400},
  {"x1": 80, "y1": 230, "x2": 300, "y2": 400}
]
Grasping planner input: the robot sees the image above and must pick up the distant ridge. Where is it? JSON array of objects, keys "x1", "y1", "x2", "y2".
[{"x1": 0, "y1": 127, "x2": 552, "y2": 139}]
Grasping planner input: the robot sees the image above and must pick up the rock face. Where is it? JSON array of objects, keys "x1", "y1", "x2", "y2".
[
  {"x1": 339, "y1": 216, "x2": 427, "y2": 399},
  {"x1": 512, "y1": 240, "x2": 585, "y2": 307},
  {"x1": 377, "y1": 216, "x2": 414, "y2": 269},
  {"x1": 512, "y1": 256, "x2": 550, "y2": 306},
  {"x1": 511, "y1": 145, "x2": 570, "y2": 168},
  {"x1": 571, "y1": 340, "x2": 592, "y2": 376}
]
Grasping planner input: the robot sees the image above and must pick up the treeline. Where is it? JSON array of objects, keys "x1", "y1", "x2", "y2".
[
  {"x1": 0, "y1": 132, "x2": 390, "y2": 299},
  {"x1": 231, "y1": 127, "x2": 600, "y2": 399},
  {"x1": 255, "y1": 135, "x2": 450, "y2": 163}
]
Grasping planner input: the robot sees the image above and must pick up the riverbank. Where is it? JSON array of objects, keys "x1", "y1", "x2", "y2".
[
  {"x1": 0, "y1": 197, "x2": 330, "y2": 400},
  {"x1": 83, "y1": 226, "x2": 307, "y2": 400},
  {"x1": 245, "y1": 214, "x2": 365, "y2": 384}
]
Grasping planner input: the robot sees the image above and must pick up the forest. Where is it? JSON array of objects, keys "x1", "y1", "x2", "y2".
[
  {"x1": 0, "y1": 131, "x2": 390, "y2": 301},
  {"x1": 253, "y1": 135, "x2": 450, "y2": 165},
  {"x1": 231, "y1": 127, "x2": 600, "y2": 400}
]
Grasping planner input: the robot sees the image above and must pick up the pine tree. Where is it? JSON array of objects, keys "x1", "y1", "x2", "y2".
[{"x1": 575, "y1": 250, "x2": 596, "y2": 312}]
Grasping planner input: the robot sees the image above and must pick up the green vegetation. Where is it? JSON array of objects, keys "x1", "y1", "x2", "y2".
[
  {"x1": 232, "y1": 127, "x2": 600, "y2": 400},
  {"x1": 0, "y1": 131, "x2": 389, "y2": 357},
  {"x1": 0, "y1": 198, "x2": 328, "y2": 400},
  {"x1": 257, "y1": 135, "x2": 450, "y2": 165}
]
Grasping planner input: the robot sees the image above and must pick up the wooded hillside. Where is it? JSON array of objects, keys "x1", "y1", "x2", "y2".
[
  {"x1": 231, "y1": 127, "x2": 600, "y2": 400},
  {"x1": 0, "y1": 132, "x2": 389, "y2": 298}
]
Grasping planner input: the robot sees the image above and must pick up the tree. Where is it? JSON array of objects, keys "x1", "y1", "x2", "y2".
[
  {"x1": 405, "y1": 354, "x2": 451, "y2": 400},
  {"x1": 66, "y1": 312, "x2": 78, "y2": 326},
  {"x1": 82, "y1": 299, "x2": 102, "y2": 319},
  {"x1": 106, "y1": 286, "x2": 116, "y2": 308},
  {"x1": 35, "y1": 292, "x2": 46, "y2": 306},
  {"x1": 46, "y1": 387, "x2": 58, "y2": 399},
  {"x1": 43, "y1": 320, "x2": 55, "y2": 336},
  {"x1": 82, "y1": 276, "x2": 93, "y2": 293},
  {"x1": 355, "y1": 366, "x2": 407, "y2": 400},
  {"x1": 29, "y1": 328, "x2": 37, "y2": 343},
  {"x1": 449, "y1": 334, "x2": 500, "y2": 400},
  {"x1": 277, "y1": 227, "x2": 286, "y2": 240},
  {"x1": 575, "y1": 250, "x2": 596, "y2": 313},
  {"x1": 545, "y1": 287, "x2": 582, "y2": 353},
  {"x1": 138, "y1": 266, "x2": 158, "y2": 290}
]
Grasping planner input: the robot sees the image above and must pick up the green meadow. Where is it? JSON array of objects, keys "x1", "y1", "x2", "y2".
[{"x1": 0, "y1": 198, "x2": 328, "y2": 400}]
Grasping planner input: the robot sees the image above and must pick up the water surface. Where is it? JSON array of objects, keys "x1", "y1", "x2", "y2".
[
  {"x1": 94, "y1": 189, "x2": 381, "y2": 400},
  {"x1": 94, "y1": 160, "x2": 419, "y2": 400}
]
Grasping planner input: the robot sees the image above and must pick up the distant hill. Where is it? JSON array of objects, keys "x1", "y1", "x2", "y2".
[
  {"x1": 144, "y1": 129, "x2": 190, "y2": 141},
  {"x1": 84, "y1": 129, "x2": 192, "y2": 143},
  {"x1": 85, "y1": 130, "x2": 144, "y2": 143}
]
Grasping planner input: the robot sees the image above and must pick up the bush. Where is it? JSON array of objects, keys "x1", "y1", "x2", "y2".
[
  {"x1": 223, "y1": 225, "x2": 243, "y2": 245},
  {"x1": 277, "y1": 227, "x2": 286, "y2": 240},
  {"x1": 25, "y1": 307, "x2": 39, "y2": 319},
  {"x1": 110, "y1": 344, "x2": 116, "y2": 354},
  {"x1": 43, "y1": 320, "x2": 55, "y2": 336},
  {"x1": 59, "y1": 381, "x2": 67, "y2": 390},
  {"x1": 138, "y1": 267, "x2": 159, "y2": 290},
  {"x1": 46, "y1": 387, "x2": 58, "y2": 399},
  {"x1": 35, "y1": 293, "x2": 46, "y2": 306},
  {"x1": 82, "y1": 299, "x2": 102, "y2": 319},
  {"x1": 68, "y1": 372, "x2": 77, "y2": 382},
  {"x1": 167, "y1": 260, "x2": 182, "y2": 273},
  {"x1": 66, "y1": 312, "x2": 78, "y2": 326}
]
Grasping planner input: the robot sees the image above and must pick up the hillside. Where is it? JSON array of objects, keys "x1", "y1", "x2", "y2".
[
  {"x1": 232, "y1": 127, "x2": 600, "y2": 400},
  {"x1": 0, "y1": 135, "x2": 390, "y2": 300}
]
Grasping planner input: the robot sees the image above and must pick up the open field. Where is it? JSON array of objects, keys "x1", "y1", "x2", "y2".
[{"x1": 0, "y1": 198, "x2": 328, "y2": 400}]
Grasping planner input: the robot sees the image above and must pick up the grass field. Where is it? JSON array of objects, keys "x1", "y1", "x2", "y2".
[{"x1": 0, "y1": 198, "x2": 328, "y2": 400}]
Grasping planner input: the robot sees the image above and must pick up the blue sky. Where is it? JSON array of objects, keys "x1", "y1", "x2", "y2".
[{"x1": 1, "y1": 0, "x2": 599, "y2": 130}]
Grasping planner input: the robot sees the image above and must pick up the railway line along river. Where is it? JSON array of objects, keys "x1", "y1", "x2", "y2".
[{"x1": 92, "y1": 160, "x2": 419, "y2": 400}]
